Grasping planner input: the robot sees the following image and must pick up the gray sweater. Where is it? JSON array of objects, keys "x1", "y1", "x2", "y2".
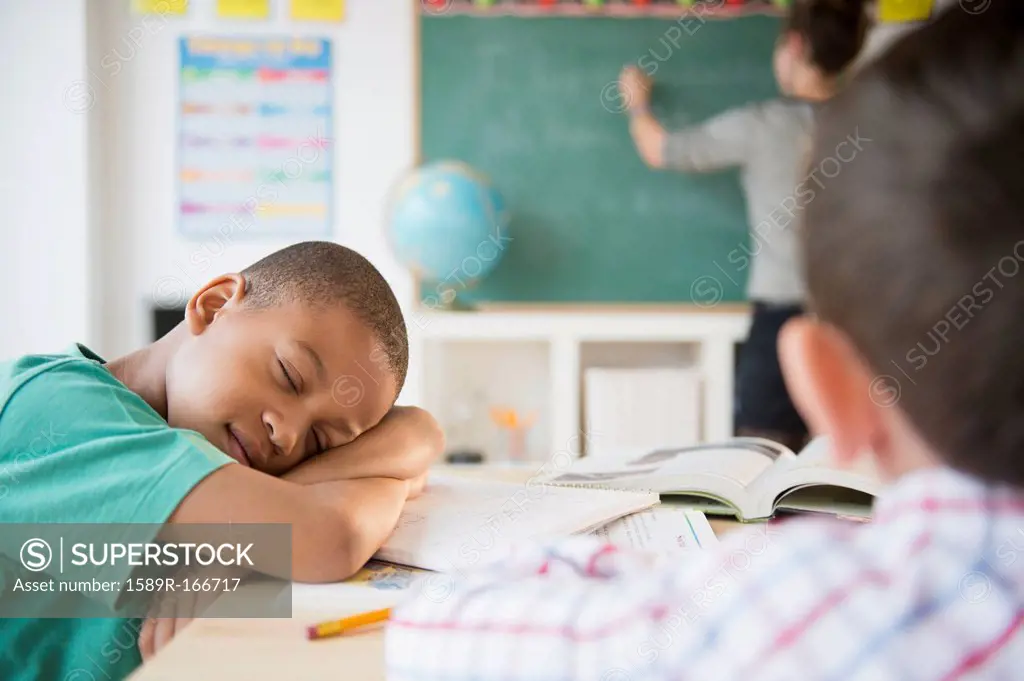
[{"x1": 662, "y1": 98, "x2": 815, "y2": 305}]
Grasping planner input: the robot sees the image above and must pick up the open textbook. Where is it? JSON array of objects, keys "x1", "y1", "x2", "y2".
[
  {"x1": 290, "y1": 505, "x2": 717, "y2": 614},
  {"x1": 544, "y1": 437, "x2": 883, "y2": 522},
  {"x1": 372, "y1": 475, "x2": 659, "y2": 572},
  {"x1": 326, "y1": 506, "x2": 717, "y2": 593}
]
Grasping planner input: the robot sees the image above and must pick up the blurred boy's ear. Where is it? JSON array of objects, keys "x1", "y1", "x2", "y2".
[
  {"x1": 773, "y1": 31, "x2": 804, "y2": 92},
  {"x1": 779, "y1": 30, "x2": 804, "y2": 57},
  {"x1": 777, "y1": 316, "x2": 883, "y2": 466},
  {"x1": 184, "y1": 274, "x2": 246, "y2": 335}
]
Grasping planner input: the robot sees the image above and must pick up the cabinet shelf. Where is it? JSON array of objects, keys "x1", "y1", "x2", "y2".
[{"x1": 410, "y1": 307, "x2": 751, "y2": 463}]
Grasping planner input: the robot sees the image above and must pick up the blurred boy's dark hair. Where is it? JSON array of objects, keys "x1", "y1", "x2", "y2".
[{"x1": 805, "y1": 1, "x2": 1024, "y2": 484}]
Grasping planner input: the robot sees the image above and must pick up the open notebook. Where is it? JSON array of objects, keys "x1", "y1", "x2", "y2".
[
  {"x1": 542, "y1": 437, "x2": 883, "y2": 522},
  {"x1": 290, "y1": 504, "x2": 712, "y2": 613},
  {"x1": 372, "y1": 475, "x2": 659, "y2": 572}
]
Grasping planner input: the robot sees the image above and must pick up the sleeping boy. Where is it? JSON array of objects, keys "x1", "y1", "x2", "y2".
[{"x1": 0, "y1": 241, "x2": 443, "y2": 680}]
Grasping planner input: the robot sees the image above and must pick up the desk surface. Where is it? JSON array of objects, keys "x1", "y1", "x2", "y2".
[{"x1": 130, "y1": 465, "x2": 740, "y2": 681}]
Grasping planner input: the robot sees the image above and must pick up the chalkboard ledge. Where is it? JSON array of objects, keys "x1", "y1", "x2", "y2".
[
  {"x1": 464, "y1": 302, "x2": 752, "y2": 315},
  {"x1": 422, "y1": 4, "x2": 786, "y2": 19}
]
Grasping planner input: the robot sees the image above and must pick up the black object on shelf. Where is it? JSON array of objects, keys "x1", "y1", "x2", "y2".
[
  {"x1": 445, "y1": 450, "x2": 485, "y2": 465},
  {"x1": 153, "y1": 306, "x2": 187, "y2": 341}
]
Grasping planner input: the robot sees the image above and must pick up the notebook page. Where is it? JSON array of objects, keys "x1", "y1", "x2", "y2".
[
  {"x1": 591, "y1": 506, "x2": 719, "y2": 554},
  {"x1": 290, "y1": 578, "x2": 406, "y2": 615},
  {"x1": 374, "y1": 475, "x2": 658, "y2": 572}
]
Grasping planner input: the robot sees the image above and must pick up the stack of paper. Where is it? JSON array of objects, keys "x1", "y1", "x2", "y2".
[{"x1": 584, "y1": 367, "x2": 702, "y2": 461}]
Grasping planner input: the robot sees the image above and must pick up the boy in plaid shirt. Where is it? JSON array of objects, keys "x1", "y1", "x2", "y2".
[{"x1": 385, "y1": 3, "x2": 1024, "y2": 680}]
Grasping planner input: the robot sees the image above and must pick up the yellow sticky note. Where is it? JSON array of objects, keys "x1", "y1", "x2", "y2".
[
  {"x1": 290, "y1": 0, "x2": 344, "y2": 21},
  {"x1": 877, "y1": 0, "x2": 934, "y2": 23},
  {"x1": 132, "y1": 0, "x2": 188, "y2": 15},
  {"x1": 217, "y1": 0, "x2": 270, "y2": 19}
]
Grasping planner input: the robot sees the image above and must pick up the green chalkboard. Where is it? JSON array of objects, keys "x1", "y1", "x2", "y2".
[{"x1": 420, "y1": 15, "x2": 784, "y2": 304}]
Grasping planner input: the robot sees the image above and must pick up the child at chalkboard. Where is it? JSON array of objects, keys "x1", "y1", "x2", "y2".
[{"x1": 618, "y1": 0, "x2": 870, "y2": 453}]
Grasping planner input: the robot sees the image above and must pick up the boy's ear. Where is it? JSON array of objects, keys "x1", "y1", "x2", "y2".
[
  {"x1": 184, "y1": 274, "x2": 247, "y2": 335},
  {"x1": 784, "y1": 31, "x2": 803, "y2": 55},
  {"x1": 777, "y1": 30, "x2": 806, "y2": 63},
  {"x1": 777, "y1": 316, "x2": 883, "y2": 466}
]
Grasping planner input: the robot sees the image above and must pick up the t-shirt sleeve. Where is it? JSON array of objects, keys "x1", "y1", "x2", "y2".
[
  {"x1": 661, "y1": 103, "x2": 761, "y2": 172},
  {"x1": 0, "y1": 359, "x2": 235, "y2": 611}
]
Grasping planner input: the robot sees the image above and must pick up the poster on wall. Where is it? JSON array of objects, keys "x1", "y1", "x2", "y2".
[
  {"x1": 291, "y1": 0, "x2": 345, "y2": 22},
  {"x1": 216, "y1": 0, "x2": 271, "y2": 19},
  {"x1": 177, "y1": 36, "x2": 333, "y2": 239}
]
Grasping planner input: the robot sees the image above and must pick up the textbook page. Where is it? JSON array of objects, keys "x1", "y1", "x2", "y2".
[
  {"x1": 751, "y1": 436, "x2": 883, "y2": 516},
  {"x1": 591, "y1": 506, "x2": 719, "y2": 554},
  {"x1": 551, "y1": 439, "x2": 794, "y2": 491}
]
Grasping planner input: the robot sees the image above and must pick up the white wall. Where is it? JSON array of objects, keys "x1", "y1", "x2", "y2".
[
  {"x1": 88, "y1": 0, "x2": 420, "y2": 401},
  {"x1": 0, "y1": 1, "x2": 94, "y2": 359}
]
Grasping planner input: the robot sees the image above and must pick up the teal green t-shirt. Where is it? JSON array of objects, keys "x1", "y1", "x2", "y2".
[{"x1": 0, "y1": 344, "x2": 235, "y2": 680}]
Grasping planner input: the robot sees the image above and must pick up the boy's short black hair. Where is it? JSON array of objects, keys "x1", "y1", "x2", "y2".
[
  {"x1": 786, "y1": 0, "x2": 871, "y2": 76},
  {"x1": 240, "y1": 241, "x2": 409, "y2": 396},
  {"x1": 805, "y1": 2, "x2": 1024, "y2": 484}
]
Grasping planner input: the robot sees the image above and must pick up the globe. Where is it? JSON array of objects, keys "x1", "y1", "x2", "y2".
[{"x1": 386, "y1": 160, "x2": 509, "y2": 309}]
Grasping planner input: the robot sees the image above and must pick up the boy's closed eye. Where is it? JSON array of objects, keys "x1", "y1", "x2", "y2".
[{"x1": 279, "y1": 406, "x2": 443, "y2": 486}]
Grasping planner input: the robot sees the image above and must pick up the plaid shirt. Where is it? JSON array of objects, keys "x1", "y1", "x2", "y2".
[{"x1": 385, "y1": 466, "x2": 1024, "y2": 681}]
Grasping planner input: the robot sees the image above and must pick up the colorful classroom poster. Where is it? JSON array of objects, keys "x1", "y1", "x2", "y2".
[
  {"x1": 177, "y1": 37, "x2": 333, "y2": 239},
  {"x1": 216, "y1": 0, "x2": 271, "y2": 19},
  {"x1": 877, "y1": 0, "x2": 934, "y2": 22},
  {"x1": 133, "y1": 0, "x2": 188, "y2": 15},
  {"x1": 290, "y1": 0, "x2": 345, "y2": 22}
]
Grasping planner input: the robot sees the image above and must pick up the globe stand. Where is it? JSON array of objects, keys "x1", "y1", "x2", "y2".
[
  {"x1": 417, "y1": 274, "x2": 481, "y2": 313},
  {"x1": 442, "y1": 296, "x2": 477, "y2": 312},
  {"x1": 419, "y1": 295, "x2": 477, "y2": 313}
]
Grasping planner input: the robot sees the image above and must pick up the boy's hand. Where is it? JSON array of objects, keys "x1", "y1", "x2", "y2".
[
  {"x1": 619, "y1": 65, "x2": 652, "y2": 112},
  {"x1": 138, "y1": 615, "x2": 193, "y2": 662},
  {"x1": 138, "y1": 561, "x2": 254, "y2": 661},
  {"x1": 137, "y1": 572, "x2": 208, "y2": 662}
]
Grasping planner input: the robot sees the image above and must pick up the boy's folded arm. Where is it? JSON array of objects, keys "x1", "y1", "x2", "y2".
[
  {"x1": 282, "y1": 406, "x2": 445, "y2": 485},
  {"x1": 165, "y1": 465, "x2": 408, "y2": 582}
]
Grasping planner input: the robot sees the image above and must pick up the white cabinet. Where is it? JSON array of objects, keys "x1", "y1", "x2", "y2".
[{"x1": 410, "y1": 307, "x2": 751, "y2": 464}]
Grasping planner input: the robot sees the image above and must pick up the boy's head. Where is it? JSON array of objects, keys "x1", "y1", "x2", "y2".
[
  {"x1": 774, "y1": 0, "x2": 869, "y2": 99},
  {"x1": 164, "y1": 241, "x2": 408, "y2": 475},
  {"x1": 780, "y1": 2, "x2": 1024, "y2": 484}
]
